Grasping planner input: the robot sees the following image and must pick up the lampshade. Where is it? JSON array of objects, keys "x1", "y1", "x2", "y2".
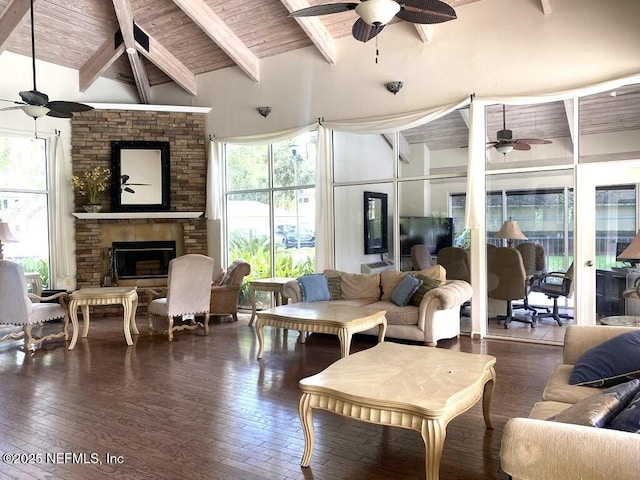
[
  {"x1": 0, "y1": 220, "x2": 19, "y2": 260},
  {"x1": 355, "y1": 0, "x2": 400, "y2": 25},
  {"x1": 495, "y1": 219, "x2": 527, "y2": 247},
  {"x1": 618, "y1": 231, "x2": 640, "y2": 261}
]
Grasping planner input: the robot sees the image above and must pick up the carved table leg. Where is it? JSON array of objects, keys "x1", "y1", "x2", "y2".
[
  {"x1": 421, "y1": 418, "x2": 447, "y2": 480},
  {"x1": 337, "y1": 328, "x2": 353, "y2": 357},
  {"x1": 299, "y1": 393, "x2": 315, "y2": 467},
  {"x1": 482, "y1": 367, "x2": 496, "y2": 429},
  {"x1": 248, "y1": 284, "x2": 258, "y2": 326},
  {"x1": 80, "y1": 304, "x2": 90, "y2": 338},
  {"x1": 256, "y1": 318, "x2": 265, "y2": 359}
]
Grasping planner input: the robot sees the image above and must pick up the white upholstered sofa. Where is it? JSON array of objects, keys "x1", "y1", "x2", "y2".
[
  {"x1": 500, "y1": 325, "x2": 640, "y2": 479},
  {"x1": 281, "y1": 266, "x2": 472, "y2": 346}
]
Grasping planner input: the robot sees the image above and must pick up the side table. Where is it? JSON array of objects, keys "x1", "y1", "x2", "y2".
[
  {"x1": 68, "y1": 286, "x2": 139, "y2": 349},
  {"x1": 248, "y1": 277, "x2": 295, "y2": 326}
]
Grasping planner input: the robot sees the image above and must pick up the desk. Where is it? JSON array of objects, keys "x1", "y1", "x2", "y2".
[
  {"x1": 68, "y1": 287, "x2": 138, "y2": 349},
  {"x1": 248, "y1": 277, "x2": 295, "y2": 326},
  {"x1": 298, "y1": 343, "x2": 496, "y2": 479}
]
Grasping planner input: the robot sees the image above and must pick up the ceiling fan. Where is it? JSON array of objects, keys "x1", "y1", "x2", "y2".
[
  {"x1": 289, "y1": 0, "x2": 457, "y2": 43},
  {"x1": 487, "y1": 105, "x2": 552, "y2": 154},
  {"x1": 0, "y1": 0, "x2": 93, "y2": 119}
]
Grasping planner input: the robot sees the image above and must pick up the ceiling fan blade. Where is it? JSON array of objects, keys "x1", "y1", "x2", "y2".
[
  {"x1": 46, "y1": 109, "x2": 73, "y2": 119},
  {"x1": 516, "y1": 138, "x2": 552, "y2": 145},
  {"x1": 46, "y1": 101, "x2": 94, "y2": 113},
  {"x1": 0, "y1": 105, "x2": 26, "y2": 112},
  {"x1": 513, "y1": 143, "x2": 531, "y2": 151},
  {"x1": 19, "y1": 90, "x2": 49, "y2": 106},
  {"x1": 352, "y1": 18, "x2": 384, "y2": 42},
  {"x1": 396, "y1": 0, "x2": 457, "y2": 24},
  {"x1": 289, "y1": 3, "x2": 358, "y2": 17}
]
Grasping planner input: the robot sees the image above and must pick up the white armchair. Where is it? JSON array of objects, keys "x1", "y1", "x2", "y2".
[
  {"x1": 0, "y1": 260, "x2": 69, "y2": 350},
  {"x1": 148, "y1": 254, "x2": 214, "y2": 341}
]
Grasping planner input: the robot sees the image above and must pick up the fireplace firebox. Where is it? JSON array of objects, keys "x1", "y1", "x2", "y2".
[{"x1": 112, "y1": 241, "x2": 177, "y2": 280}]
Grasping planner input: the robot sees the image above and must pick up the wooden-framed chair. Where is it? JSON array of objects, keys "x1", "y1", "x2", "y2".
[
  {"x1": 210, "y1": 259, "x2": 251, "y2": 321},
  {"x1": 148, "y1": 254, "x2": 214, "y2": 341},
  {"x1": 0, "y1": 260, "x2": 69, "y2": 350}
]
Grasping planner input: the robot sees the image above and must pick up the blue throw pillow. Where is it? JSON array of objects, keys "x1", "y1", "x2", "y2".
[
  {"x1": 608, "y1": 390, "x2": 640, "y2": 433},
  {"x1": 569, "y1": 330, "x2": 640, "y2": 387},
  {"x1": 390, "y1": 275, "x2": 423, "y2": 307},
  {"x1": 298, "y1": 274, "x2": 331, "y2": 302}
]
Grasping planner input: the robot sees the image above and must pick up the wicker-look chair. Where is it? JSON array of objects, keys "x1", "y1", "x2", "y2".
[
  {"x1": 148, "y1": 254, "x2": 214, "y2": 341},
  {"x1": 210, "y1": 259, "x2": 251, "y2": 321},
  {"x1": 0, "y1": 260, "x2": 69, "y2": 350}
]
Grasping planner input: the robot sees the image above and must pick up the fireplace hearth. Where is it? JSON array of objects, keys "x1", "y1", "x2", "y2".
[{"x1": 112, "y1": 241, "x2": 177, "y2": 281}]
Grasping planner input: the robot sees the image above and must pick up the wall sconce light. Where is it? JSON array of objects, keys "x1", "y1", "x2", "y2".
[
  {"x1": 385, "y1": 81, "x2": 403, "y2": 95},
  {"x1": 257, "y1": 107, "x2": 271, "y2": 118}
]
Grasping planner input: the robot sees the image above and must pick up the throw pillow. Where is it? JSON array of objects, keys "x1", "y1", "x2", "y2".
[
  {"x1": 415, "y1": 264, "x2": 447, "y2": 286},
  {"x1": 326, "y1": 276, "x2": 342, "y2": 300},
  {"x1": 549, "y1": 379, "x2": 640, "y2": 428},
  {"x1": 298, "y1": 274, "x2": 331, "y2": 302},
  {"x1": 608, "y1": 390, "x2": 640, "y2": 433},
  {"x1": 212, "y1": 268, "x2": 225, "y2": 286},
  {"x1": 569, "y1": 330, "x2": 640, "y2": 387},
  {"x1": 409, "y1": 274, "x2": 442, "y2": 306},
  {"x1": 390, "y1": 275, "x2": 423, "y2": 307},
  {"x1": 380, "y1": 270, "x2": 409, "y2": 300}
]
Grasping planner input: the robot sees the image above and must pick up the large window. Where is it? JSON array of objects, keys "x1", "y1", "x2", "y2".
[
  {"x1": 224, "y1": 132, "x2": 317, "y2": 305},
  {"x1": 0, "y1": 134, "x2": 51, "y2": 285}
]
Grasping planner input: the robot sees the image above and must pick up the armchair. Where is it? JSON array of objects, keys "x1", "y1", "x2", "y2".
[
  {"x1": 410, "y1": 244, "x2": 434, "y2": 270},
  {"x1": 515, "y1": 242, "x2": 550, "y2": 315},
  {"x1": 210, "y1": 259, "x2": 251, "y2": 321},
  {"x1": 487, "y1": 247, "x2": 536, "y2": 328},
  {"x1": 148, "y1": 254, "x2": 214, "y2": 341},
  {"x1": 0, "y1": 260, "x2": 69, "y2": 350},
  {"x1": 529, "y1": 263, "x2": 574, "y2": 326},
  {"x1": 437, "y1": 246, "x2": 470, "y2": 282}
]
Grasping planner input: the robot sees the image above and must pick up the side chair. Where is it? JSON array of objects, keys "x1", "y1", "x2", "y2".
[
  {"x1": 148, "y1": 254, "x2": 215, "y2": 341},
  {"x1": 515, "y1": 242, "x2": 550, "y2": 315},
  {"x1": 530, "y1": 263, "x2": 574, "y2": 326},
  {"x1": 0, "y1": 260, "x2": 69, "y2": 350}
]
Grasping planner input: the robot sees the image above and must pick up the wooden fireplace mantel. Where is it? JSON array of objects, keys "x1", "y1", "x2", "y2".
[{"x1": 72, "y1": 212, "x2": 203, "y2": 220}]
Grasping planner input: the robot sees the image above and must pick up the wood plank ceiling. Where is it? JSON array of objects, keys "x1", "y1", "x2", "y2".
[{"x1": 1, "y1": 0, "x2": 637, "y2": 150}]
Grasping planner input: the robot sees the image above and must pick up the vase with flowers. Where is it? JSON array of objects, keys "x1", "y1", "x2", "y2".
[{"x1": 71, "y1": 166, "x2": 111, "y2": 213}]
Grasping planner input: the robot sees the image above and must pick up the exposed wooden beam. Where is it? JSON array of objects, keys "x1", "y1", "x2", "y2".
[
  {"x1": 414, "y1": 24, "x2": 432, "y2": 43},
  {"x1": 0, "y1": 0, "x2": 37, "y2": 52},
  {"x1": 137, "y1": 32, "x2": 197, "y2": 96},
  {"x1": 171, "y1": 0, "x2": 259, "y2": 82},
  {"x1": 279, "y1": 0, "x2": 336, "y2": 64},
  {"x1": 541, "y1": 0, "x2": 552, "y2": 15},
  {"x1": 79, "y1": 37, "x2": 125, "y2": 92},
  {"x1": 111, "y1": 0, "x2": 150, "y2": 103}
]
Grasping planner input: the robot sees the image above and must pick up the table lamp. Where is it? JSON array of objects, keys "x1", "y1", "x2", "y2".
[
  {"x1": 617, "y1": 230, "x2": 640, "y2": 267},
  {"x1": 495, "y1": 219, "x2": 527, "y2": 247},
  {"x1": 0, "y1": 220, "x2": 19, "y2": 259}
]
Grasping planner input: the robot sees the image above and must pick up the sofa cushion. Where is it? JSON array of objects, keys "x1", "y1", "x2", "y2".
[
  {"x1": 326, "y1": 276, "x2": 342, "y2": 300},
  {"x1": 390, "y1": 275, "x2": 422, "y2": 306},
  {"x1": 543, "y1": 364, "x2": 601, "y2": 404},
  {"x1": 569, "y1": 330, "x2": 640, "y2": 387},
  {"x1": 340, "y1": 272, "x2": 381, "y2": 301},
  {"x1": 380, "y1": 270, "x2": 409, "y2": 300},
  {"x1": 409, "y1": 273, "x2": 442, "y2": 306},
  {"x1": 608, "y1": 390, "x2": 640, "y2": 433},
  {"x1": 415, "y1": 264, "x2": 447, "y2": 285},
  {"x1": 549, "y1": 379, "x2": 640, "y2": 427},
  {"x1": 364, "y1": 300, "x2": 419, "y2": 326},
  {"x1": 297, "y1": 274, "x2": 331, "y2": 302}
]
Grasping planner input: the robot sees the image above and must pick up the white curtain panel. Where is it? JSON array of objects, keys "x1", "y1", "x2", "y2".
[
  {"x1": 50, "y1": 132, "x2": 73, "y2": 287},
  {"x1": 315, "y1": 125, "x2": 333, "y2": 272}
]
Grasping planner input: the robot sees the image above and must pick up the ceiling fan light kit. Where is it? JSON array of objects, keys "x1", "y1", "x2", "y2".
[
  {"x1": 356, "y1": 0, "x2": 400, "y2": 25},
  {"x1": 22, "y1": 105, "x2": 50, "y2": 119},
  {"x1": 495, "y1": 144, "x2": 514, "y2": 155},
  {"x1": 487, "y1": 104, "x2": 552, "y2": 154}
]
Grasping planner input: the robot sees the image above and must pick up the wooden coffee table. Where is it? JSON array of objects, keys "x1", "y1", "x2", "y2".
[
  {"x1": 255, "y1": 302, "x2": 387, "y2": 359},
  {"x1": 68, "y1": 286, "x2": 139, "y2": 349},
  {"x1": 298, "y1": 343, "x2": 496, "y2": 480}
]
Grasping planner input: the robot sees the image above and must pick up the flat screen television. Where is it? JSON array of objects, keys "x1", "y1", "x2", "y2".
[
  {"x1": 399, "y1": 216, "x2": 453, "y2": 256},
  {"x1": 616, "y1": 241, "x2": 640, "y2": 267}
]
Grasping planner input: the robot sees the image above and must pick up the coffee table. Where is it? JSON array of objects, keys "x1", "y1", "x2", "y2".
[
  {"x1": 248, "y1": 277, "x2": 295, "y2": 326},
  {"x1": 255, "y1": 303, "x2": 387, "y2": 359},
  {"x1": 68, "y1": 286, "x2": 139, "y2": 349},
  {"x1": 298, "y1": 343, "x2": 496, "y2": 480}
]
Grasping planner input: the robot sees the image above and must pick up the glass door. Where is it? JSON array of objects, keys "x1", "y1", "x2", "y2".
[{"x1": 574, "y1": 161, "x2": 640, "y2": 325}]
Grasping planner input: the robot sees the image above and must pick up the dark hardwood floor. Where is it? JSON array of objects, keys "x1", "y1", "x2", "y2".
[{"x1": 0, "y1": 312, "x2": 563, "y2": 480}]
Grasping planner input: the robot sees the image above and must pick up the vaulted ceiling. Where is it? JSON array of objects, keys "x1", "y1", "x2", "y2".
[{"x1": 0, "y1": 0, "x2": 552, "y2": 103}]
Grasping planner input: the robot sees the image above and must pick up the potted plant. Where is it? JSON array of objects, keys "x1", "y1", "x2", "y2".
[{"x1": 71, "y1": 166, "x2": 111, "y2": 212}]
